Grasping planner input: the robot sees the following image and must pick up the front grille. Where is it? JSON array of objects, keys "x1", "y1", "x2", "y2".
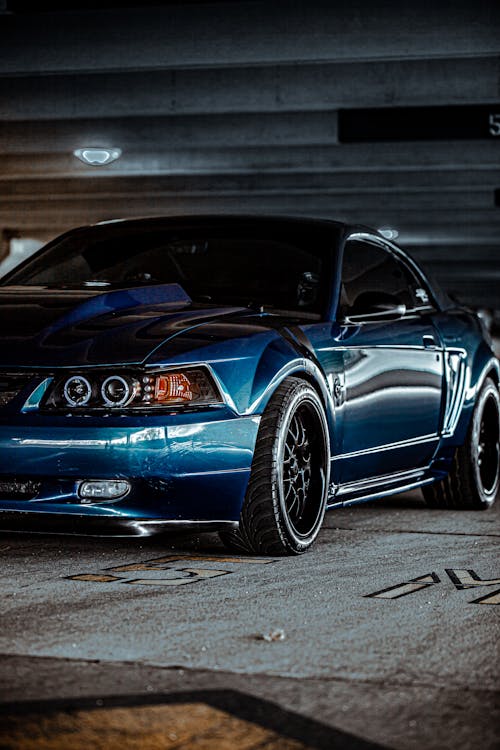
[
  {"x1": 0, "y1": 478, "x2": 42, "y2": 500},
  {"x1": 0, "y1": 372, "x2": 34, "y2": 407}
]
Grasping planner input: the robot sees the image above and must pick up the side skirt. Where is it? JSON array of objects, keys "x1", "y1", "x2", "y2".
[{"x1": 327, "y1": 467, "x2": 436, "y2": 509}]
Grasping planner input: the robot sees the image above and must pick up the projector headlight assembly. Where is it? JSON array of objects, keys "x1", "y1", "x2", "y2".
[{"x1": 41, "y1": 367, "x2": 223, "y2": 412}]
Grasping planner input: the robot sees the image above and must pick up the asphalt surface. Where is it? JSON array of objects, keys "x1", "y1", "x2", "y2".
[{"x1": 1, "y1": 490, "x2": 499, "y2": 749}]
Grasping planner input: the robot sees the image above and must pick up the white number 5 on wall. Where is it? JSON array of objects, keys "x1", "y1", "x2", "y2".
[{"x1": 489, "y1": 114, "x2": 500, "y2": 136}]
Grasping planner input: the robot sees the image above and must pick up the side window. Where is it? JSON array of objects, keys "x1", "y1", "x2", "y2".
[{"x1": 339, "y1": 239, "x2": 425, "y2": 316}]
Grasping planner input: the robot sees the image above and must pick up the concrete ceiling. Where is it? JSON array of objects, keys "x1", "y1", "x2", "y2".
[{"x1": 1, "y1": 0, "x2": 499, "y2": 307}]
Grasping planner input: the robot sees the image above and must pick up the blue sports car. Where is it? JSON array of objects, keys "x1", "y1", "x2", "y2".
[{"x1": 0, "y1": 216, "x2": 498, "y2": 554}]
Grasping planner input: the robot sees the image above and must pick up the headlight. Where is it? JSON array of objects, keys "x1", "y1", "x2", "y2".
[
  {"x1": 42, "y1": 367, "x2": 223, "y2": 411},
  {"x1": 101, "y1": 375, "x2": 140, "y2": 407},
  {"x1": 63, "y1": 375, "x2": 93, "y2": 406}
]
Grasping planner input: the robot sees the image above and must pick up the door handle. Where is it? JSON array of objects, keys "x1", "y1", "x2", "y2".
[{"x1": 422, "y1": 334, "x2": 438, "y2": 349}]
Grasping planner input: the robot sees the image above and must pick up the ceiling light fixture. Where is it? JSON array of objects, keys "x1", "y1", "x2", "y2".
[
  {"x1": 378, "y1": 227, "x2": 399, "y2": 241},
  {"x1": 73, "y1": 147, "x2": 122, "y2": 166}
]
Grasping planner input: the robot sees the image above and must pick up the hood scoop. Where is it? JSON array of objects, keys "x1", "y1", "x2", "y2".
[{"x1": 44, "y1": 283, "x2": 192, "y2": 337}]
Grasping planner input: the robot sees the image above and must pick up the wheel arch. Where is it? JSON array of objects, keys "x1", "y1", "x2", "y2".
[
  {"x1": 470, "y1": 349, "x2": 499, "y2": 401},
  {"x1": 286, "y1": 367, "x2": 335, "y2": 445},
  {"x1": 248, "y1": 358, "x2": 336, "y2": 458},
  {"x1": 483, "y1": 363, "x2": 499, "y2": 387}
]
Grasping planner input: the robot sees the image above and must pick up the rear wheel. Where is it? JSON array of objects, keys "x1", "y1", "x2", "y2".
[
  {"x1": 423, "y1": 377, "x2": 500, "y2": 509},
  {"x1": 219, "y1": 377, "x2": 330, "y2": 555}
]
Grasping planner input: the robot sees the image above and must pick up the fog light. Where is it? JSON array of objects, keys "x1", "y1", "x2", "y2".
[{"x1": 78, "y1": 480, "x2": 130, "y2": 502}]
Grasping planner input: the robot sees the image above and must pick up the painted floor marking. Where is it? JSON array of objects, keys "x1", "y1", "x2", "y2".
[
  {"x1": 470, "y1": 589, "x2": 500, "y2": 605},
  {"x1": 106, "y1": 553, "x2": 274, "y2": 573},
  {"x1": 69, "y1": 574, "x2": 124, "y2": 583},
  {"x1": 66, "y1": 553, "x2": 277, "y2": 587},
  {"x1": 445, "y1": 568, "x2": 500, "y2": 589},
  {"x1": 366, "y1": 569, "x2": 500, "y2": 604},
  {"x1": 365, "y1": 573, "x2": 440, "y2": 600},
  {"x1": 124, "y1": 568, "x2": 230, "y2": 586}
]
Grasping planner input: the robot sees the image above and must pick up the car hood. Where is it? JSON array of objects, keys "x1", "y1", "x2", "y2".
[{"x1": 0, "y1": 283, "x2": 252, "y2": 367}]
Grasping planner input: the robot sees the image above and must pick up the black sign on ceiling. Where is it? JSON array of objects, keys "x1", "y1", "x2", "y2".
[{"x1": 338, "y1": 104, "x2": 500, "y2": 142}]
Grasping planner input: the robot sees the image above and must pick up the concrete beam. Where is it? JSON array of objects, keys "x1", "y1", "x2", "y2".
[
  {"x1": 0, "y1": 190, "x2": 495, "y2": 215},
  {"x1": 420, "y1": 278, "x2": 500, "y2": 308},
  {"x1": 3, "y1": 108, "x2": 500, "y2": 157},
  {"x1": 2, "y1": 1, "x2": 499, "y2": 75},
  {"x1": 410, "y1": 244, "x2": 500, "y2": 261},
  {"x1": 0, "y1": 112, "x2": 339, "y2": 152},
  {"x1": 1, "y1": 142, "x2": 499, "y2": 179},
  {"x1": 3, "y1": 170, "x2": 500, "y2": 199},
  {"x1": 3, "y1": 201, "x2": 497, "y2": 220},
  {"x1": 418, "y1": 260, "x2": 500, "y2": 279},
  {"x1": 1, "y1": 201, "x2": 499, "y2": 227},
  {"x1": 1, "y1": 57, "x2": 498, "y2": 120}
]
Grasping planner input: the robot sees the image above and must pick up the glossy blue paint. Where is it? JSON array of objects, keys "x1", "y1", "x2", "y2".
[
  {"x1": 41, "y1": 283, "x2": 192, "y2": 337},
  {"x1": 0, "y1": 409, "x2": 259, "y2": 520},
  {"x1": 0, "y1": 286, "x2": 250, "y2": 367},
  {"x1": 431, "y1": 312, "x2": 500, "y2": 453},
  {"x1": 0, "y1": 216, "x2": 497, "y2": 533}
]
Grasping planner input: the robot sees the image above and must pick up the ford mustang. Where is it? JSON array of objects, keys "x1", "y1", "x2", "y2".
[{"x1": 0, "y1": 216, "x2": 498, "y2": 554}]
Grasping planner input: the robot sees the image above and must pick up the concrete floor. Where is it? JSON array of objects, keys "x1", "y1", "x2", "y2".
[{"x1": 0, "y1": 490, "x2": 499, "y2": 749}]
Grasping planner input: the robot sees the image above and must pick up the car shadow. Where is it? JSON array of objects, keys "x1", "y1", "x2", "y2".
[{"x1": 0, "y1": 526, "x2": 230, "y2": 555}]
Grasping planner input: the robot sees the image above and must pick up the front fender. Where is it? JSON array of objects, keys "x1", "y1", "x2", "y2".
[
  {"x1": 245, "y1": 339, "x2": 336, "y2": 453},
  {"x1": 146, "y1": 314, "x2": 336, "y2": 447}
]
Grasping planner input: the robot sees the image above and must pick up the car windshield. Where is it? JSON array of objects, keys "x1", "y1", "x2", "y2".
[{"x1": 3, "y1": 221, "x2": 333, "y2": 318}]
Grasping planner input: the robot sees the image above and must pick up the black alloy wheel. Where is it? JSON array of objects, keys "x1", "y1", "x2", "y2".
[
  {"x1": 474, "y1": 386, "x2": 500, "y2": 500},
  {"x1": 281, "y1": 400, "x2": 325, "y2": 540},
  {"x1": 220, "y1": 377, "x2": 330, "y2": 555}
]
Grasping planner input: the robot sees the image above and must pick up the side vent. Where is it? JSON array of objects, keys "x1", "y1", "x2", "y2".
[{"x1": 442, "y1": 351, "x2": 468, "y2": 437}]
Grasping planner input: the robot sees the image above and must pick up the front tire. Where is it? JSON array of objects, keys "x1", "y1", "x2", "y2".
[
  {"x1": 423, "y1": 377, "x2": 500, "y2": 509},
  {"x1": 220, "y1": 377, "x2": 330, "y2": 555}
]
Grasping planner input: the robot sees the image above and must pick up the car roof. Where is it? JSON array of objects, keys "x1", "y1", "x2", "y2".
[
  {"x1": 90, "y1": 214, "x2": 375, "y2": 238},
  {"x1": 94, "y1": 214, "x2": 347, "y2": 228}
]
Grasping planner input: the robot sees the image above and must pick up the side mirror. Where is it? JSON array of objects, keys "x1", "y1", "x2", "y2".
[{"x1": 341, "y1": 290, "x2": 406, "y2": 323}]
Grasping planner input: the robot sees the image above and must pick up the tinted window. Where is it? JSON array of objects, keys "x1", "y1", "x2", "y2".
[
  {"x1": 5, "y1": 222, "x2": 332, "y2": 318},
  {"x1": 339, "y1": 240, "x2": 422, "y2": 315}
]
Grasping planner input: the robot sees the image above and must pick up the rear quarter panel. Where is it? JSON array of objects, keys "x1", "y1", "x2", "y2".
[{"x1": 433, "y1": 308, "x2": 499, "y2": 448}]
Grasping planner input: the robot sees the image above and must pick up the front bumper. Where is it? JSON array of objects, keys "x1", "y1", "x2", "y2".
[{"x1": 0, "y1": 408, "x2": 260, "y2": 528}]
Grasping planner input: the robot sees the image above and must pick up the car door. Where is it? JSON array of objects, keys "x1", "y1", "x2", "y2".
[{"x1": 335, "y1": 235, "x2": 444, "y2": 485}]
